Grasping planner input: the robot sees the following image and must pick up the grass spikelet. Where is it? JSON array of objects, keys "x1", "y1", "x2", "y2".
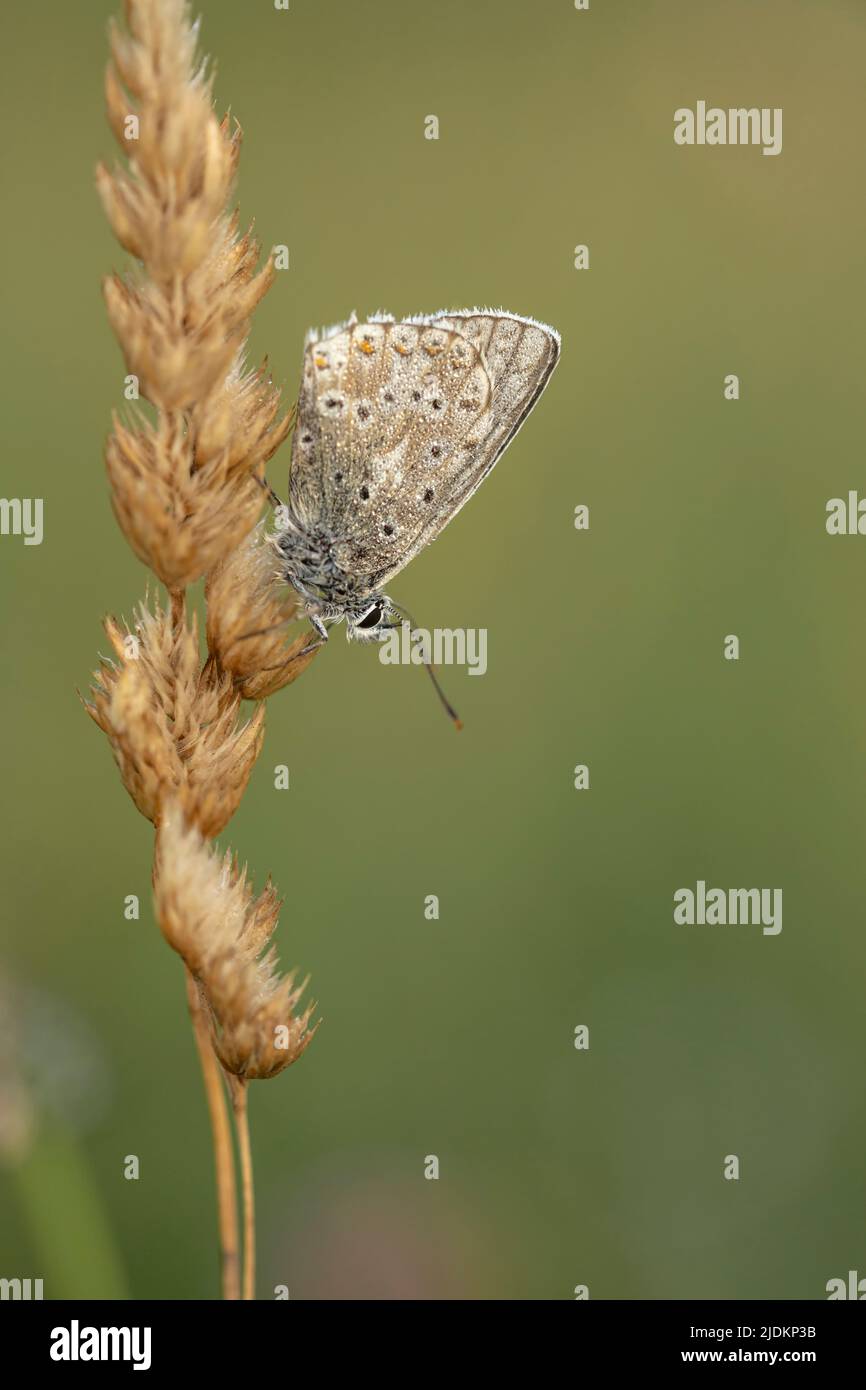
[{"x1": 85, "y1": 0, "x2": 320, "y2": 1299}]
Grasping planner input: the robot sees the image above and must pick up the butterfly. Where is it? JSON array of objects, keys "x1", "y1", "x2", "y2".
[{"x1": 272, "y1": 309, "x2": 560, "y2": 717}]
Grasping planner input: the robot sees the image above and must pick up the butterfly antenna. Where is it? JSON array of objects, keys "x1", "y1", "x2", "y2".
[
  {"x1": 424, "y1": 661, "x2": 463, "y2": 731},
  {"x1": 391, "y1": 602, "x2": 463, "y2": 731}
]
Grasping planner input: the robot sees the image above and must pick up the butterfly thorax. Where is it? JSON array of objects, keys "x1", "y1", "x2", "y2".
[
  {"x1": 275, "y1": 512, "x2": 357, "y2": 604},
  {"x1": 274, "y1": 511, "x2": 391, "y2": 636}
]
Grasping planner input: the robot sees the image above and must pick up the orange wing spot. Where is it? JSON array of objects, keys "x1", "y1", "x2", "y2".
[
  {"x1": 424, "y1": 343, "x2": 444, "y2": 356},
  {"x1": 314, "y1": 355, "x2": 328, "y2": 369},
  {"x1": 358, "y1": 339, "x2": 375, "y2": 355},
  {"x1": 394, "y1": 343, "x2": 409, "y2": 355}
]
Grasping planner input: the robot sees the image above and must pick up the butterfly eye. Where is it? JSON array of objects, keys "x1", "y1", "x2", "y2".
[{"x1": 357, "y1": 603, "x2": 382, "y2": 630}]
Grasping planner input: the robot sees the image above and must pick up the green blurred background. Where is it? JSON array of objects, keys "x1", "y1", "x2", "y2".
[{"x1": 1, "y1": 0, "x2": 865, "y2": 1300}]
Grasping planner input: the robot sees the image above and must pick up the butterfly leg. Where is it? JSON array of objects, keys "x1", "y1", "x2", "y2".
[
  {"x1": 251, "y1": 469, "x2": 286, "y2": 512},
  {"x1": 282, "y1": 629, "x2": 327, "y2": 664},
  {"x1": 231, "y1": 611, "x2": 327, "y2": 648}
]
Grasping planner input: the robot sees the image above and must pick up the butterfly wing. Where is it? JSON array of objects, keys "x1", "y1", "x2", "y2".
[
  {"x1": 289, "y1": 309, "x2": 559, "y2": 594},
  {"x1": 425, "y1": 309, "x2": 560, "y2": 490}
]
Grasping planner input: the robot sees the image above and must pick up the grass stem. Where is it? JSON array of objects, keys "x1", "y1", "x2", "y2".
[
  {"x1": 185, "y1": 968, "x2": 240, "y2": 1300},
  {"x1": 232, "y1": 1080, "x2": 255, "y2": 1300}
]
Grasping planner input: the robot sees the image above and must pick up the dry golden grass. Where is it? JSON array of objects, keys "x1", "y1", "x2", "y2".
[
  {"x1": 84, "y1": 0, "x2": 319, "y2": 1299},
  {"x1": 206, "y1": 522, "x2": 322, "y2": 699},
  {"x1": 154, "y1": 804, "x2": 317, "y2": 1081},
  {"x1": 85, "y1": 601, "x2": 266, "y2": 837}
]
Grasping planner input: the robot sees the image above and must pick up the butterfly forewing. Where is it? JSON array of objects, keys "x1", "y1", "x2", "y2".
[
  {"x1": 289, "y1": 309, "x2": 559, "y2": 594},
  {"x1": 428, "y1": 311, "x2": 560, "y2": 489}
]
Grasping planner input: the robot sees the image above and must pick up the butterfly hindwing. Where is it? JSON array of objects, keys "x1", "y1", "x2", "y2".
[{"x1": 289, "y1": 309, "x2": 559, "y2": 594}]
